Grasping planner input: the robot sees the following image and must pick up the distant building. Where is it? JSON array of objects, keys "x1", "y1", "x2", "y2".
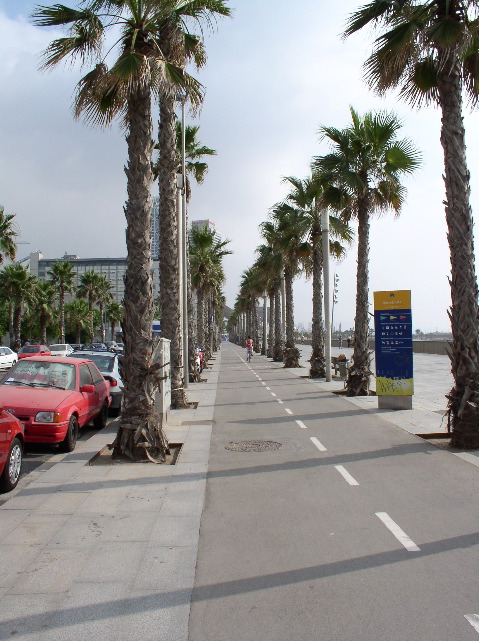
[
  {"x1": 29, "y1": 252, "x2": 160, "y2": 304},
  {"x1": 191, "y1": 219, "x2": 216, "y2": 233}
]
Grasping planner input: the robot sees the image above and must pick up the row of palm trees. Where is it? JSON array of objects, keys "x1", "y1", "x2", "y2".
[
  {"x1": 0, "y1": 258, "x2": 123, "y2": 350},
  {"x1": 232, "y1": 0, "x2": 479, "y2": 450},
  {"x1": 32, "y1": 0, "x2": 231, "y2": 460}
]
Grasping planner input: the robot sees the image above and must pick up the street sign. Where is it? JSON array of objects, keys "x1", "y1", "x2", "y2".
[{"x1": 373, "y1": 290, "x2": 413, "y2": 396}]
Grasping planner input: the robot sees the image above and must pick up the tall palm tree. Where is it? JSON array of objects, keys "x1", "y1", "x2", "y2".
[
  {"x1": 32, "y1": 0, "x2": 221, "y2": 460},
  {"x1": 65, "y1": 299, "x2": 90, "y2": 344},
  {"x1": 281, "y1": 175, "x2": 353, "y2": 377},
  {"x1": 314, "y1": 108, "x2": 420, "y2": 395},
  {"x1": 260, "y1": 221, "x2": 285, "y2": 362},
  {"x1": 0, "y1": 205, "x2": 18, "y2": 264},
  {"x1": 77, "y1": 271, "x2": 102, "y2": 342},
  {"x1": 271, "y1": 206, "x2": 310, "y2": 368},
  {"x1": 34, "y1": 281, "x2": 57, "y2": 345},
  {"x1": 176, "y1": 121, "x2": 216, "y2": 200},
  {"x1": 0, "y1": 264, "x2": 37, "y2": 350},
  {"x1": 47, "y1": 260, "x2": 75, "y2": 342},
  {"x1": 156, "y1": 0, "x2": 230, "y2": 408},
  {"x1": 96, "y1": 277, "x2": 114, "y2": 342},
  {"x1": 106, "y1": 301, "x2": 124, "y2": 342},
  {"x1": 345, "y1": 1, "x2": 479, "y2": 446},
  {"x1": 255, "y1": 243, "x2": 281, "y2": 359}
]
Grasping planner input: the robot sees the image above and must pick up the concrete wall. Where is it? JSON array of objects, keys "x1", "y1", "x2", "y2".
[{"x1": 297, "y1": 338, "x2": 450, "y2": 356}]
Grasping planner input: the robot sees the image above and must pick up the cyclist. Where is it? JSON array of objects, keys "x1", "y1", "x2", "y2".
[{"x1": 245, "y1": 336, "x2": 253, "y2": 362}]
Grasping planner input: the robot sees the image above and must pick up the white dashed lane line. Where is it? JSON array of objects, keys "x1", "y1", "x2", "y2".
[
  {"x1": 266, "y1": 387, "x2": 270, "y2": 390},
  {"x1": 295, "y1": 419, "x2": 308, "y2": 430},
  {"x1": 465, "y1": 615, "x2": 479, "y2": 635},
  {"x1": 375, "y1": 512, "x2": 421, "y2": 552},
  {"x1": 271, "y1": 392, "x2": 277, "y2": 397},
  {"x1": 334, "y1": 465, "x2": 359, "y2": 486},
  {"x1": 277, "y1": 400, "x2": 284, "y2": 404},
  {"x1": 310, "y1": 436, "x2": 327, "y2": 452},
  {"x1": 285, "y1": 408, "x2": 293, "y2": 415}
]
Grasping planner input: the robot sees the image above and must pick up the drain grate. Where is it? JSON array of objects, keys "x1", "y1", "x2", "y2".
[{"x1": 225, "y1": 440, "x2": 283, "y2": 452}]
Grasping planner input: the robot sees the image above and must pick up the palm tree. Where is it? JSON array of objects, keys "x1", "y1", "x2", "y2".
[
  {"x1": 255, "y1": 243, "x2": 281, "y2": 359},
  {"x1": 77, "y1": 271, "x2": 102, "y2": 342},
  {"x1": 0, "y1": 264, "x2": 37, "y2": 350},
  {"x1": 280, "y1": 175, "x2": 353, "y2": 377},
  {"x1": 47, "y1": 261, "x2": 75, "y2": 342},
  {"x1": 314, "y1": 108, "x2": 420, "y2": 395},
  {"x1": 190, "y1": 224, "x2": 231, "y2": 366},
  {"x1": 34, "y1": 281, "x2": 57, "y2": 345},
  {"x1": 156, "y1": 1, "x2": 230, "y2": 408},
  {"x1": 345, "y1": 1, "x2": 479, "y2": 446},
  {"x1": 33, "y1": 1, "x2": 226, "y2": 460},
  {"x1": 271, "y1": 205, "x2": 310, "y2": 368},
  {"x1": 106, "y1": 301, "x2": 123, "y2": 342},
  {"x1": 65, "y1": 299, "x2": 90, "y2": 344},
  {"x1": 96, "y1": 277, "x2": 114, "y2": 342},
  {"x1": 176, "y1": 121, "x2": 216, "y2": 200},
  {"x1": 0, "y1": 205, "x2": 18, "y2": 264}
]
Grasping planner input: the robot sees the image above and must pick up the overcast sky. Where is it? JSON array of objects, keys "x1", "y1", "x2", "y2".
[{"x1": 2, "y1": 0, "x2": 479, "y2": 333}]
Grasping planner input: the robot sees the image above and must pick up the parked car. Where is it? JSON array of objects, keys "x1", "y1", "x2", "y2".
[
  {"x1": 70, "y1": 344, "x2": 84, "y2": 351},
  {"x1": 68, "y1": 350, "x2": 123, "y2": 413},
  {"x1": 104, "y1": 341, "x2": 121, "y2": 353},
  {"x1": 116, "y1": 343, "x2": 124, "y2": 353},
  {"x1": 87, "y1": 342, "x2": 108, "y2": 351},
  {"x1": 0, "y1": 347, "x2": 17, "y2": 371},
  {"x1": 49, "y1": 344, "x2": 74, "y2": 357},
  {"x1": 0, "y1": 407, "x2": 23, "y2": 493},
  {"x1": 18, "y1": 345, "x2": 51, "y2": 360},
  {"x1": 0, "y1": 356, "x2": 111, "y2": 452}
]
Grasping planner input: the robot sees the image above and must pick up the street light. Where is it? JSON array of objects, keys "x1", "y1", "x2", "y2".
[{"x1": 322, "y1": 210, "x2": 332, "y2": 382}]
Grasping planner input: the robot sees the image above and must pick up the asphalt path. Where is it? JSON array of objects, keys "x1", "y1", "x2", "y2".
[{"x1": 189, "y1": 342, "x2": 479, "y2": 641}]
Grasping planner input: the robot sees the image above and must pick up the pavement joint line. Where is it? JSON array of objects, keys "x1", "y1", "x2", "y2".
[
  {"x1": 334, "y1": 465, "x2": 359, "y2": 486},
  {"x1": 465, "y1": 615, "x2": 479, "y2": 634},
  {"x1": 285, "y1": 408, "x2": 293, "y2": 415},
  {"x1": 310, "y1": 436, "x2": 327, "y2": 452},
  {"x1": 295, "y1": 419, "x2": 308, "y2": 430},
  {"x1": 375, "y1": 512, "x2": 421, "y2": 552}
]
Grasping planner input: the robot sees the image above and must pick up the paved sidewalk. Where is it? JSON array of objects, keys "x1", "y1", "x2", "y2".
[
  {"x1": 1, "y1": 344, "x2": 478, "y2": 641},
  {"x1": 0, "y1": 352, "x2": 220, "y2": 641}
]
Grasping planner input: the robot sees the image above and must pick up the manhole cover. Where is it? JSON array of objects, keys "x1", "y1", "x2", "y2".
[{"x1": 225, "y1": 440, "x2": 283, "y2": 452}]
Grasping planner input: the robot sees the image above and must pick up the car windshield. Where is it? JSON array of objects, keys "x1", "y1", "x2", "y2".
[
  {"x1": 50, "y1": 344, "x2": 67, "y2": 351},
  {"x1": 19, "y1": 346, "x2": 39, "y2": 353},
  {"x1": 2, "y1": 360, "x2": 76, "y2": 390},
  {"x1": 69, "y1": 353, "x2": 114, "y2": 372}
]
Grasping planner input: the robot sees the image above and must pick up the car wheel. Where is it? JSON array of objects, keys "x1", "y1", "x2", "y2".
[
  {"x1": 60, "y1": 415, "x2": 78, "y2": 452},
  {"x1": 0, "y1": 437, "x2": 23, "y2": 493},
  {"x1": 93, "y1": 401, "x2": 108, "y2": 429}
]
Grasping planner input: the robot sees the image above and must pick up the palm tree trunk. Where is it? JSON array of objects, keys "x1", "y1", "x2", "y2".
[
  {"x1": 59, "y1": 288, "x2": 65, "y2": 343},
  {"x1": 99, "y1": 303, "x2": 105, "y2": 342},
  {"x1": 40, "y1": 312, "x2": 47, "y2": 345},
  {"x1": 197, "y1": 287, "x2": 205, "y2": 356},
  {"x1": 159, "y1": 90, "x2": 188, "y2": 408},
  {"x1": 310, "y1": 230, "x2": 326, "y2": 377},
  {"x1": 13, "y1": 304, "x2": 22, "y2": 352},
  {"x1": 437, "y1": 56, "x2": 479, "y2": 448},
  {"x1": 188, "y1": 285, "x2": 200, "y2": 382},
  {"x1": 114, "y1": 85, "x2": 169, "y2": 461},
  {"x1": 8, "y1": 302, "x2": 14, "y2": 348},
  {"x1": 346, "y1": 198, "x2": 372, "y2": 396},
  {"x1": 253, "y1": 298, "x2": 260, "y2": 353},
  {"x1": 267, "y1": 292, "x2": 274, "y2": 358},
  {"x1": 273, "y1": 285, "x2": 283, "y2": 361},
  {"x1": 283, "y1": 265, "x2": 300, "y2": 367}
]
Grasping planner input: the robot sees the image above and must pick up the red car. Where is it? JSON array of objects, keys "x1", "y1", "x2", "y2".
[
  {"x1": 0, "y1": 406, "x2": 24, "y2": 493},
  {"x1": 18, "y1": 345, "x2": 51, "y2": 360},
  {"x1": 0, "y1": 356, "x2": 111, "y2": 452}
]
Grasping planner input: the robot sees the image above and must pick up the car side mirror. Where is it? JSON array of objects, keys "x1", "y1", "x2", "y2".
[{"x1": 80, "y1": 384, "x2": 95, "y2": 394}]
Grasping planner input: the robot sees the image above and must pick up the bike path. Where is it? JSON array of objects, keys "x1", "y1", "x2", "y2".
[{"x1": 189, "y1": 343, "x2": 479, "y2": 641}]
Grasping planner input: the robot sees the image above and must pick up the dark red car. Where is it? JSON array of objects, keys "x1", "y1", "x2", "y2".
[
  {"x1": 0, "y1": 406, "x2": 24, "y2": 493},
  {"x1": 0, "y1": 356, "x2": 111, "y2": 452},
  {"x1": 18, "y1": 345, "x2": 51, "y2": 360}
]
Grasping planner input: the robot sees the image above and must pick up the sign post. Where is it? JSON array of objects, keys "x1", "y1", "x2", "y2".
[{"x1": 373, "y1": 290, "x2": 413, "y2": 410}]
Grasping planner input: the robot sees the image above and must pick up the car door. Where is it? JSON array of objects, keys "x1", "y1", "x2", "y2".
[
  {"x1": 78, "y1": 364, "x2": 97, "y2": 425},
  {"x1": 0, "y1": 409, "x2": 8, "y2": 464},
  {"x1": 87, "y1": 363, "x2": 107, "y2": 409}
]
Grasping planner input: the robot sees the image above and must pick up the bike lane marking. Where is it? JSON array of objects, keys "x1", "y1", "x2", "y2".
[
  {"x1": 375, "y1": 512, "x2": 420, "y2": 552},
  {"x1": 465, "y1": 615, "x2": 479, "y2": 634},
  {"x1": 334, "y1": 465, "x2": 359, "y2": 486},
  {"x1": 310, "y1": 436, "x2": 327, "y2": 452}
]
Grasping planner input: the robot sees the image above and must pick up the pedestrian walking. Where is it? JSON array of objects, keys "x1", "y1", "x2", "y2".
[{"x1": 338, "y1": 335, "x2": 342, "y2": 348}]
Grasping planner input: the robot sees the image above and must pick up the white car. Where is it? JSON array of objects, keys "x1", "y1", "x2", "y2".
[
  {"x1": 48, "y1": 344, "x2": 74, "y2": 357},
  {"x1": 0, "y1": 347, "x2": 17, "y2": 371}
]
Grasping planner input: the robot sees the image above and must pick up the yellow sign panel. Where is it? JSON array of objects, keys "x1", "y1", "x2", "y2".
[{"x1": 373, "y1": 290, "x2": 411, "y2": 311}]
